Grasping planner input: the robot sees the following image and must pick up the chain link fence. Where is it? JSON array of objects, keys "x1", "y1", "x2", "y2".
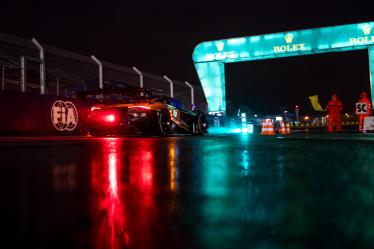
[{"x1": 0, "y1": 32, "x2": 207, "y2": 111}]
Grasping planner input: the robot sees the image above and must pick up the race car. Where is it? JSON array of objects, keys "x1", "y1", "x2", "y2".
[{"x1": 77, "y1": 87, "x2": 208, "y2": 136}]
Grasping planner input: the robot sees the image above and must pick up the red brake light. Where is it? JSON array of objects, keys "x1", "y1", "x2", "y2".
[{"x1": 105, "y1": 114, "x2": 116, "y2": 122}]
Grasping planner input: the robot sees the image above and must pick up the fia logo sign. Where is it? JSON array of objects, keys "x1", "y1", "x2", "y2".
[{"x1": 51, "y1": 100, "x2": 78, "y2": 131}]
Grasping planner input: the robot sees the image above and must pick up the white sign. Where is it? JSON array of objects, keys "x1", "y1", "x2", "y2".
[
  {"x1": 363, "y1": 116, "x2": 374, "y2": 132},
  {"x1": 247, "y1": 124, "x2": 254, "y2": 133},
  {"x1": 356, "y1": 102, "x2": 369, "y2": 114},
  {"x1": 213, "y1": 117, "x2": 220, "y2": 127},
  {"x1": 51, "y1": 100, "x2": 78, "y2": 131},
  {"x1": 275, "y1": 116, "x2": 283, "y2": 121}
]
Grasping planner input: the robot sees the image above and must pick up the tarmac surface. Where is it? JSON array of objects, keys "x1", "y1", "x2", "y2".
[{"x1": 1, "y1": 132, "x2": 374, "y2": 249}]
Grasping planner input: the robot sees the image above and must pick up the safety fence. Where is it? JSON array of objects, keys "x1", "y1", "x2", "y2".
[
  {"x1": 0, "y1": 32, "x2": 207, "y2": 111},
  {"x1": 291, "y1": 121, "x2": 359, "y2": 129}
]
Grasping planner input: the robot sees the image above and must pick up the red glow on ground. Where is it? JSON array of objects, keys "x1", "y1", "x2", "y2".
[
  {"x1": 91, "y1": 139, "x2": 160, "y2": 249},
  {"x1": 140, "y1": 151, "x2": 154, "y2": 192},
  {"x1": 109, "y1": 153, "x2": 118, "y2": 197},
  {"x1": 91, "y1": 138, "x2": 127, "y2": 249}
]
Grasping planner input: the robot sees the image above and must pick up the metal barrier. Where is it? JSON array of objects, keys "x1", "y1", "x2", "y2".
[
  {"x1": 0, "y1": 32, "x2": 207, "y2": 112},
  {"x1": 291, "y1": 121, "x2": 359, "y2": 129}
]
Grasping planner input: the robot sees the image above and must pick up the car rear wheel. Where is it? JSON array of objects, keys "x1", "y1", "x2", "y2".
[
  {"x1": 158, "y1": 110, "x2": 170, "y2": 136},
  {"x1": 195, "y1": 115, "x2": 204, "y2": 135},
  {"x1": 191, "y1": 115, "x2": 203, "y2": 135}
]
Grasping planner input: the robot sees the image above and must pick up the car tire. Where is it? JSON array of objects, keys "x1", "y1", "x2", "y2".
[
  {"x1": 195, "y1": 115, "x2": 204, "y2": 135},
  {"x1": 170, "y1": 122, "x2": 176, "y2": 135},
  {"x1": 191, "y1": 122, "x2": 196, "y2": 135},
  {"x1": 191, "y1": 115, "x2": 203, "y2": 135},
  {"x1": 157, "y1": 109, "x2": 171, "y2": 136}
]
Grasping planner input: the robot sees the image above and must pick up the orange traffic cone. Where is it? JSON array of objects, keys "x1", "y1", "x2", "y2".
[
  {"x1": 261, "y1": 119, "x2": 275, "y2": 135},
  {"x1": 279, "y1": 121, "x2": 287, "y2": 135},
  {"x1": 285, "y1": 122, "x2": 291, "y2": 134}
]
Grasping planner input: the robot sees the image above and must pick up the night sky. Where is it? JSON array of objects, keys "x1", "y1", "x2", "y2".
[
  {"x1": 226, "y1": 50, "x2": 370, "y2": 115},
  {"x1": 1, "y1": 1, "x2": 372, "y2": 115}
]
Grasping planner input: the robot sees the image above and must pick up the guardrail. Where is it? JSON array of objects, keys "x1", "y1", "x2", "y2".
[
  {"x1": 0, "y1": 32, "x2": 208, "y2": 112},
  {"x1": 290, "y1": 121, "x2": 359, "y2": 129}
]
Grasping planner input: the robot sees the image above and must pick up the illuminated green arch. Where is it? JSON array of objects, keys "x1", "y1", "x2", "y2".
[{"x1": 193, "y1": 22, "x2": 374, "y2": 114}]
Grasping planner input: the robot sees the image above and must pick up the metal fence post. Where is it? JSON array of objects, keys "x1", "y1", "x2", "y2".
[
  {"x1": 20, "y1": 56, "x2": 26, "y2": 92},
  {"x1": 91, "y1": 55, "x2": 103, "y2": 89},
  {"x1": 133, "y1": 66, "x2": 144, "y2": 96},
  {"x1": 163, "y1": 75, "x2": 173, "y2": 98},
  {"x1": 184, "y1": 81, "x2": 195, "y2": 105},
  {"x1": 132, "y1": 66, "x2": 143, "y2": 88},
  {"x1": 56, "y1": 75, "x2": 60, "y2": 96},
  {"x1": 31, "y1": 38, "x2": 46, "y2": 94},
  {"x1": 1, "y1": 64, "x2": 4, "y2": 90}
]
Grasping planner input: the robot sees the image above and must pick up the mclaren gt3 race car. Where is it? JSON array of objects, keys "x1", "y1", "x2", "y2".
[{"x1": 78, "y1": 88, "x2": 208, "y2": 136}]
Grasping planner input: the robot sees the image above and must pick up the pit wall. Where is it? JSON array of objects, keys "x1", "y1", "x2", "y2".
[{"x1": 0, "y1": 91, "x2": 89, "y2": 135}]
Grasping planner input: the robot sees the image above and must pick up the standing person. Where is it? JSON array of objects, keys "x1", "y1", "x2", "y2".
[
  {"x1": 326, "y1": 93, "x2": 343, "y2": 132},
  {"x1": 356, "y1": 91, "x2": 372, "y2": 132}
]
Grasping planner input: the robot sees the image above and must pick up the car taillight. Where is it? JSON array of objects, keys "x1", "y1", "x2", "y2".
[
  {"x1": 90, "y1": 108, "x2": 118, "y2": 124},
  {"x1": 105, "y1": 114, "x2": 116, "y2": 122}
]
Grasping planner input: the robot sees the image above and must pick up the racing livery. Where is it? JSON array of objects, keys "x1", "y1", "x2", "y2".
[{"x1": 77, "y1": 87, "x2": 208, "y2": 136}]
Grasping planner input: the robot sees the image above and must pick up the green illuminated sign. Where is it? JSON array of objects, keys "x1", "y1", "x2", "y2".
[{"x1": 193, "y1": 22, "x2": 374, "y2": 113}]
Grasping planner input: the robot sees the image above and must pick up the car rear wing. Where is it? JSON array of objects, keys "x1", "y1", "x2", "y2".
[{"x1": 76, "y1": 87, "x2": 153, "y2": 100}]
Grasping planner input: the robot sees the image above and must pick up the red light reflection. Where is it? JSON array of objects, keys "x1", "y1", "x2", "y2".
[
  {"x1": 91, "y1": 138, "x2": 158, "y2": 249},
  {"x1": 127, "y1": 140, "x2": 158, "y2": 248},
  {"x1": 140, "y1": 151, "x2": 153, "y2": 191},
  {"x1": 168, "y1": 143, "x2": 176, "y2": 191},
  {"x1": 91, "y1": 138, "x2": 128, "y2": 249}
]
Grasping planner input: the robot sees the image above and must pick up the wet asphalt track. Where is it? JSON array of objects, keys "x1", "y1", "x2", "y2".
[{"x1": 1, "y1": 133, "x2": 374, "y2": 249}]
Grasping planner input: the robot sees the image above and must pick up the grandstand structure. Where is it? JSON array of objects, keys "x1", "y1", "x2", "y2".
[{"x1": 0, "y1": 32, "x2": 207, "y2": 111}]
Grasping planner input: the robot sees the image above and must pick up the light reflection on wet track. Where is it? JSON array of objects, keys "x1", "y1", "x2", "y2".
[{"x1": 2, "y1": 134, "x2": 374, "y2": 248}]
